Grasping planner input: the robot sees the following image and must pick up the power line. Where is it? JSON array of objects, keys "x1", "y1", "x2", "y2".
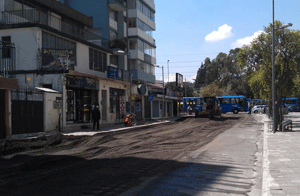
[
  {"x1": 157, "y1": 60, "x2": 203, "y2": 64},
  {"x1": 157, "y1": 53, "x2": 219, "y2": 57}
]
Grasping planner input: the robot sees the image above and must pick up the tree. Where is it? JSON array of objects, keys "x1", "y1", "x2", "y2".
[
  {"x1": 199, "y1": 82, "x2": 224, "y2": 97},
  {"x1": 237, "y1": 21, "x2": 300, "y2": 130}
]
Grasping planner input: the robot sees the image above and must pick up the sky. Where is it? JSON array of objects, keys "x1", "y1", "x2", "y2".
[{"x1": 154, "y1": 0, "x2": 300, "y2": 82}]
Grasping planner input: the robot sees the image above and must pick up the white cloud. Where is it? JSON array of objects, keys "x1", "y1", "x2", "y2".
[
  {"x1": 156, "y1": 74, "x2": 197, "y2": 83},
  {"x1": 186, "y1": 74, "x2": 197, "y2": 83},
  {"x1": 205, "y1": 24, "x2": 233, "y2": 42},
  {"x1": 231, "y1": 30, "x2": 264, "y2": 48}
]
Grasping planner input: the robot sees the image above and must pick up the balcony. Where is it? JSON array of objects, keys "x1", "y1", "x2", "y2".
[
  {"x1": 130, "y1": 69, "x2": 155, "y2": 84},
  {"x1": 110, "y1": 38, "x2": 127, "y2": 51},
  {"x1": 1, "y1": 9, "x2": 108, "y2": 49},
  {"x1": 108, "y1": 0, "x2": 126, "y2": 12}
]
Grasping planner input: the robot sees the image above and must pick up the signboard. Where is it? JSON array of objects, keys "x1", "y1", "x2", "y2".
[
  {"x1": 176, "y1": 73, "x2": 183, "y2": 88},
  {"x1": 107, "y1": 66, "x2": 123, "y2": 80},
  {"x1": 66, "y1": 76, "x2": 98, "y2": 90},
  {"x1": 137, "y1": 84, "x2": 146, "y2": 95},
  {"x1": 42, "y1": 49, "x2": 75, "y2": 70},
  {"x1": 148, "y1": 94, "x2": 154, "y2": 102},
  {"x1": 120, "y1": 96, "x2": 126, "y2": 115}
]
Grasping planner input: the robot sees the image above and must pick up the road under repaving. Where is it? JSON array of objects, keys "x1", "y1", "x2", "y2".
[{"x1": 0, "y1": 113, "x2": 263, "y2": 196}]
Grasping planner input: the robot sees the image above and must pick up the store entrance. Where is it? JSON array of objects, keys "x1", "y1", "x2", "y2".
[{"x1": 66, "y1": 89, "x2": 98, "y2": 123}]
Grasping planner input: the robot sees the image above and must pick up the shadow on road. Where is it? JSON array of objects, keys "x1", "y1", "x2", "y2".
[{"x1": 0, "y1": 154, "x2": 238, "y2": 196}]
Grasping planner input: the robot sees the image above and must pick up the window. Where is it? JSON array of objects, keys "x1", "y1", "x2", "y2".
[
  {"x1": 42, "y1": 32, "x2": 76, "y2": 50},
  {"x1": 128, "y1": 18, "x2": 136, "y2": 28},
  {"x1": 129, "y1": 39, "x2": 137, "y2": 50},
  {"x1": 110, "y1": 55, "x2": 118, "y2": 66},
  {"x1": 89, "y1": 48, "x2": 107, "y2": 72},
  {"x1": 2, "y1": 36, "x2": 11, "y2": 58}
]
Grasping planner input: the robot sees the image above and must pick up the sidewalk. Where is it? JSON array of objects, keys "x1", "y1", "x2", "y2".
[
  {"x1": 9, "y1": 116, "x2": 183, "y2": 140},
  {"x1": 258, "y1": 112, "x2": 300, "y2": 195}
]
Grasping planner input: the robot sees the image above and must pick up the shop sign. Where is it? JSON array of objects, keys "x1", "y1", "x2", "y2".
[
  {"x1": 148, "y1": 94, "x2": 154, "y2": 102},
  {"x1": 107, "y1": 66, "x2": 123, "y2": 81},
  {"x1": 42, "y1": 49, "x2": 75, "y2": 70},
  {"x1": 66, "y1": 76, "x2": 98, "y2": 90},
  {"x1": 120, "y1": 96, "x2": 126, "y2": 115},
  {"x1": 123, "y1": 70, "x2": 129, "y2": 82}
]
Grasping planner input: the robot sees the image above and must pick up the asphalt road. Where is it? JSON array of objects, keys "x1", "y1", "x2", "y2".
[{"x1": 0, "y1": 113, "x2": 264, "y2": 196}]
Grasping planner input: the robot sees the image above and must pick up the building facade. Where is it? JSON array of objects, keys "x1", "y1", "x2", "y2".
[
  {"x1": 0, "y1": 0, "x2": 171, "y2": 137},
  {"x1": 58, "y1": 0, "x2": 157, "y2": 120}
]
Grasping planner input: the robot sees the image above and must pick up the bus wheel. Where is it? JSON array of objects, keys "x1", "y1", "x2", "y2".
[{"x1": 233, "y1": 109, "x2": 239, "y2": 114}]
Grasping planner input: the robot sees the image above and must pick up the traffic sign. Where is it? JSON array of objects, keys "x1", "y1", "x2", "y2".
[{"x1": 148, "y1": 94, "x2": 154, "y2": 102}]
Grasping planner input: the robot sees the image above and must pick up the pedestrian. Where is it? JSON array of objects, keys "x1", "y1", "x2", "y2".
[
  {"x1": 92, "y1": 103, "x2": 100, "y2": 130},
  {"x1": 248, "y1": 101, "x2": 252, "y2": 115}
]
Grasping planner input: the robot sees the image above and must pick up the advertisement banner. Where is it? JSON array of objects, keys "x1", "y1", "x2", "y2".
[{"x1": 42, "y1": 49, "x2": 75, "y2": 70}]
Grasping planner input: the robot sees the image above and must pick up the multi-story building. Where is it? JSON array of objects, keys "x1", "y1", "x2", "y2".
[
  {"x1": 58, "y1": 0, "x2": 157, "y2": 120},
  {"x1": 0, "y1": 0, "x2": 136, "y2": 136},
  {"x1": 0, "y1": 0, "x2": 160, "y2": 137}
]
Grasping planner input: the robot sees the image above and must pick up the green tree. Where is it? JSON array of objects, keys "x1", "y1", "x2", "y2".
[
  {"x1": 199, "y1": 82, "x2": 224, "y2": 97},
  {"x1": 237, "y1": 21, "x2": 300, "y2": 130}
]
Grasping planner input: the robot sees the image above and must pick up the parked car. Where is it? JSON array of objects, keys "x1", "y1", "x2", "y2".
[
  {"x1": 252, "y1": 105, "x2": 267, "y2": 113},
  {"x1": 288, "y1": 105, "x2": 300, "y2": 112}
]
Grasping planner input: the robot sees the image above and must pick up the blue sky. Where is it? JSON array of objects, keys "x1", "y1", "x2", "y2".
[{"x1": 154, "y1": 0, "x2": 300, "y2": 82}]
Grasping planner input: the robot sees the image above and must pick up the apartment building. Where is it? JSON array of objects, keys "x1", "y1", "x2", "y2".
[
  {"x1": 0, "y1": 0, "x2": 136, "y2": 136},
  {"x1": 58, "y1": 0, "x2": 157, "y2": 120}
]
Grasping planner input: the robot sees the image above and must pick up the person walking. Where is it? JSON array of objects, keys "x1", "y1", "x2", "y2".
[{"x1": 92, "y1": 103, "x2": 100, "y2": 130}]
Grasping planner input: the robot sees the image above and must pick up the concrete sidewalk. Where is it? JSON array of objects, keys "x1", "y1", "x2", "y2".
[{"x1": 258, "y1": 112, "x2": 300, "y2": 196}]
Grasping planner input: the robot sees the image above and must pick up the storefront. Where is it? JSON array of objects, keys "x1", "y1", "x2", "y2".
[
  {"x1": 65, "y1": 75, "x2": 98, "y2": 123},
  {"x1": 109, "y1": 88, "x2": 125, "y2": 122}
]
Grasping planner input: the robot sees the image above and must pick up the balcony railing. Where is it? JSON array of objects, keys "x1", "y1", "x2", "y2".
[{"x1": 1, "y1": 9, "x2": 108, "y2": 48}]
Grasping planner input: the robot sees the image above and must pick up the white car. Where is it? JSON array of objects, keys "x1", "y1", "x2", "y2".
[{"x1": 252, "y1": 105, "x2": 266, "y2": 113}]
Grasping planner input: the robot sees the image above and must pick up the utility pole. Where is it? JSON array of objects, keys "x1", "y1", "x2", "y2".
[
  {"x1": 167, "y1": 60, "x2": 169, "y2": 83},
  {"x1": 162, "y1": 65, "x2": 165, "y2": 121},
  {"x1": 185, "y1": 78, "x2": 187, "y2": 97}
]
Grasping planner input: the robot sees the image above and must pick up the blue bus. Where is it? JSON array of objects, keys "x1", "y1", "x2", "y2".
[
  {"x1": 252, "y1": 98, "x2": 267, "y2": 105},
  {"x1": 217, "y1": 95, "x2": 250, "y2": 114},
  {"x1": 283, "y1": 97, "x2": 298, "y2": 106},
  {"x1": 182, "y1": 97, "x2": 198, "y2": 112}
]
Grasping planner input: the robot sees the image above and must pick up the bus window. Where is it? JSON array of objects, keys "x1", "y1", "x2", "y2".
[{"x1": 231, "y1": 98, "x2": 237, "y2": 104}]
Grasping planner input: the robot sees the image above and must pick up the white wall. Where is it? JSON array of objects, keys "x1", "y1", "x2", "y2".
[
  {"x1": 16, "y1": 74, "x2": 63, "y2": 92},
  {"x1": 0, "y1": 27, "x2": 40, "y2": 70},
  {"x1": 44, "y1": 92, "x2": 62, "y2": 132}
]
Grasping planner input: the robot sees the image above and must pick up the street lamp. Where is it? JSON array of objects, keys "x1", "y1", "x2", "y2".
[
  {"x1": 155, "y1": 64, "x2": 165, "y2": 121},
  {"x1": 272, "y1": 0, "x2": 293, "y2": 133}
]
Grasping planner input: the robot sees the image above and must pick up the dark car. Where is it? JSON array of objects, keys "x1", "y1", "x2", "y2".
[{"x1": 288, "y1": 105, "x2": 300, "y2": 112}]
